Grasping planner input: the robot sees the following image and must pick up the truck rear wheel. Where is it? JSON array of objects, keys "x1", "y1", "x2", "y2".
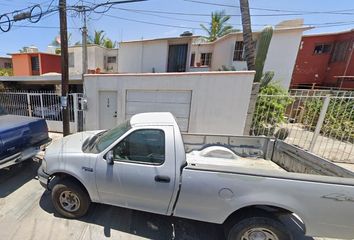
[
  {"x1": 51, "y1": 179, "x2": 91, "y2": 219},
  {"x1": 226, "y1": 215, "x2": 292, "y2": 240}
]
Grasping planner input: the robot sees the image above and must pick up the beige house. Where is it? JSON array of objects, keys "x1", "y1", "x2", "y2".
[{"x1": 68, "y1": 44, "x2": 119, "y2": 74}]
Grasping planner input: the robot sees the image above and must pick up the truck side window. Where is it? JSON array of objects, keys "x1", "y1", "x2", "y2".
[{"x1": 112, "y1": 129, "x2": 165, "y2": 165}]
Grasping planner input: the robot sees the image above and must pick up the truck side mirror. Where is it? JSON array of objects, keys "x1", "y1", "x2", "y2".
[{"x1": 106, "y1": 150, "x2": 114, "y2": 165}]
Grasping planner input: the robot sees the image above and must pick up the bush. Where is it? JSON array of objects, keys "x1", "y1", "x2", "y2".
[
  {"x1": 0, "y1": 68, "x2": 13, "y2": 76},
  {"x1": 302, "y1": 98, "x2": 354, "y2": 142},
  {"x1": 251, "y1": 83, "x2": 293, "y2": 136}
]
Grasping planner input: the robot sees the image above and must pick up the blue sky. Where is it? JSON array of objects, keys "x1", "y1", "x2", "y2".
[{"x1": 0, "y1": 0, "x2": 353, "y2": 56}]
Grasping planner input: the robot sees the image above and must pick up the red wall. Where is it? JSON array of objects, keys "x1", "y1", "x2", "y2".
[
  {"x1": 291, "y1": 30, "x2": 354, "y2": 89},
  {"x1": 12, "y1": 53, "x2": 61, "y2": 76},
  {"x1": 39, "y1": 54, "x2": 61, "y2": 74}
]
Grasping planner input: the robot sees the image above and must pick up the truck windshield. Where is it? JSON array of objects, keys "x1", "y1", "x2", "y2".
[{"x1": 94, "y1": 120, "x2": 131, "y2": 153}]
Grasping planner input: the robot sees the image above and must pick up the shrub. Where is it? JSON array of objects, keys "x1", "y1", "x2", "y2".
[
  {"x1": 251, "y1": 83, "x2": 293, "y2": 136},
  {"x1": 302, "y1": 98, "x2": 354, "y2": 142},
  {"x1": 0, "y1": 68, "x2": 13, "y2": 76}
]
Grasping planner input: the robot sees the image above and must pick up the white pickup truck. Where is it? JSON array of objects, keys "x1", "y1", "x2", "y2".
[{"x1": 38, "y1": 112, "x2": 354, "y2": 240}]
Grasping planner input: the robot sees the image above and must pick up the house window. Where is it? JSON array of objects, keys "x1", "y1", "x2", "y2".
[
  {"x1": 200, "y1": 53, "x2": 212, "y2": 66},
  {"x1": 233, "y1": 41, "x2": 244, "y2": 61},
  {"x1": 190, "y1": 53, "x2": 195, "y2": 67},
  {"x1": 331, "y1": 40, "x2": 350, "y2": 63},
  {"x1": 4, "y1": 62, "x2": 12, "y2": 68},
  {"x1": 68, "y1": 52, "x2": 74, "y2": 67},
  {"x1": 31, "y1": 56, "x2": 39, "y2": 71},
  {"x1": 313, "y1": 43, "x2": 332, "y2": 54},
  {"x1": 107, "y1": 56, "x2": 116, "y2": 63}
]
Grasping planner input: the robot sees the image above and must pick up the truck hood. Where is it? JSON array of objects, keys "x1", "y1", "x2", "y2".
[{"x1": 45, "y1": 130, "x2": 102, "y2": 156}]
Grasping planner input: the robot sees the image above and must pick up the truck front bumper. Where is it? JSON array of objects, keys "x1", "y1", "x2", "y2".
[{"x1": 37, "y1": 166, "x2": 50, "y2": 190}]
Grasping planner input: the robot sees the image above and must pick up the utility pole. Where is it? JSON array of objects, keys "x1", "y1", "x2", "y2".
[
  {"x1": 82, "y1": 9, "x2": 88, "y2": 75},
  {"x1": 59, "y1": 0, "x2": 70, "y2": 136},
  {"x1": 78, "y1": 8, "x2": 88, "y2": 132}
]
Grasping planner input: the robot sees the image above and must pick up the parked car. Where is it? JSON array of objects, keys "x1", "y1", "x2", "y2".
[
  {"x1": 0, "y1": 105, "x2": 50, "y2": 169},
  {"x1": 33, "y1": 104, "x2": 61, "y2": 119},
  {"x1": 38, "y1": 112, "x2": 354, "y2": 240}
]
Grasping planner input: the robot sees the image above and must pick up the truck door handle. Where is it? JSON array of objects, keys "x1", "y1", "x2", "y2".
[{"x1": 154, "y1": 175, "x2": 170, "y2": 183}]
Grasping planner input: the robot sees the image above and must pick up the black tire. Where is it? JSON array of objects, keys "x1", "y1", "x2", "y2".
[
  {"x1": 226, "y1": 215, "x2": 292, "y2": 240},
  {"x1": 51, "y1": 178, "x2": 91, "y2": 218}
]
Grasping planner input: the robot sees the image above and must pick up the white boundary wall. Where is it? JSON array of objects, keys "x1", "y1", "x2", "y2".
[{"x1": 83, "y1": 71, "x2": 255, "y2": 135}]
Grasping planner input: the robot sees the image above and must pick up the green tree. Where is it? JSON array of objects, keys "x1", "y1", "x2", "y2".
[
  {"x1": 200, "y1": 11, "x2": 237, "y2": 42},
  {"x1": 103, "y1": 38, "x2": 116, "y2": 48},
  {"x1": 89, "y1": 30, "x2": 106, "y2": 45}
]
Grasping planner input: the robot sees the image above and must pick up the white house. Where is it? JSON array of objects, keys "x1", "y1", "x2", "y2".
[
  {"x1": 118, "y1": 20, "x2": 312, "y2": 89},
  {"x1": 68, "y1": 44, "x2": 119, "y2": 74}
]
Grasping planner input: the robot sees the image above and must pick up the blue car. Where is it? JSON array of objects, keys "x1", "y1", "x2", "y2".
[{"x1": 0, "y1": 106, "x2": 51, "y2": 169}]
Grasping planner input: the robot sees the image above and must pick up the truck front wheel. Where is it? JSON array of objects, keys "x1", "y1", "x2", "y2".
[
  {"x1": 226, "y1": 215, "x2": 292, "y2": 240},
  {"x1": 51, "y1": 179, "x2": 91, "y2": 218}
]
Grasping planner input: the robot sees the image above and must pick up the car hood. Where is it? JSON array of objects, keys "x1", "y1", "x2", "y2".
[{"x1": 45, "y1": 130, "x2": 102, "y2": 156}]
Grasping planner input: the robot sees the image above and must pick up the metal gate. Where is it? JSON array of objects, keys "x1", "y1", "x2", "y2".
[
  {"x1": 250, "y1": 90, "x2": 354, "y2": 163},
  {"x1": 0, "y1": 91, "x2": 82, "y2": 133}
]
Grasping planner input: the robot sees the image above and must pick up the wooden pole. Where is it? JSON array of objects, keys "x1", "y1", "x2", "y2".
[{"x1": 59, "y1": 0, "x2": 70, "y2": 136}]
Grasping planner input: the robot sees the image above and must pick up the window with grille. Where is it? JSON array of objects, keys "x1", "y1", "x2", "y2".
[
  {"x1": 200, "y1": 53, "x2": 212, "y2": 66},
  {"x1": 31, "y1": 56, "x2": 39, "y2": 71},
  {"x1": 331, "y1": 40, "x2": 350, "y2": 62},
  {"x1": 190, "y1": 53, "x2": 195, "y2": 67},
  {"x1": 313, "y1": 43, "x2": 332, "y2": 55},
  {"x1": 4, "y1": 62, "x2": 12, "y2": 68},
  {"x1": 107, "y1": 56, "x2": 116, "y2": 63},
  {"x1": 68, "y1": 52, "x2": 75, "y2": 67},
  {"x1": 233, "y1": 41, "x2": 244, "y2": 61}
]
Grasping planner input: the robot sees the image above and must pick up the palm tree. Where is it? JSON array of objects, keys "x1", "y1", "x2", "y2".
[
  {"x1": 200, "y1": 11, "x2": 237, "y2": 42},
  {"x1": 90, "y1": 30, "x2": 106, "y2": 45},
  {"x1": 103, "y1": 38, "x2": 116, "y2": 49},
  {"x1": 239, "y1": 0, "x2": 255, "y2": 70}
]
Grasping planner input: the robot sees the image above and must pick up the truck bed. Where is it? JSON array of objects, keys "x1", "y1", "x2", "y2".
[
  {"x1": 187, "y1": 152, "x2": 286, "y2": 172},
  {"x1": 182, "y1": 133, "x2": 354, "y2": 180}
]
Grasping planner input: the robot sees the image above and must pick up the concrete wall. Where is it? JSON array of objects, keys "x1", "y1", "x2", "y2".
[
  {"x1": 83, "y1": 71, "x2": 255, "y2": 135},
  {"x1": 264, "y1": 29, "x2": 304, "y2": 89},
  {"x1": 12, "y1": 54, "x2": 31, "y2": 76},
  {"x1": 118, "y1": 40, "x2": 169, "y2": 73},
  {"x1": 69, "y1": 45, "x2": 119, "y2": 74},
  {"x1": 118, "y1": 38, "x2": 193, "y2": 73},
  {"x1": 39, "y1": 54, "x2": 61, "y2": 74}
]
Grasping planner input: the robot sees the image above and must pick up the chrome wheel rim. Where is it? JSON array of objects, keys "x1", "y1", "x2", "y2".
[
  {"x1": 241, "y1": 228, "x2": 279, "y2": 240},
  {"x1": 59, "y1": 190, "x2": 80, "y2": 212}
]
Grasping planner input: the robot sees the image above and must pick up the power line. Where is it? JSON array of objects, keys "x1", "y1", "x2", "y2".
[
  {"x1": 102, "y1": 13, "x2": 202, "y2": 30},
  {"x1": 183, "y1": 0, "x2": 354, "y2": 15},
  {"x1": 100, "y1": 5, "x2": 354, "y2": 29}
]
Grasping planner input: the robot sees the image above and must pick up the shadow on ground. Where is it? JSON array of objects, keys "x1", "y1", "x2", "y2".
[
  {"x1": 40, "y1": 190, "x2": 313, "y2": 240},
  {"x1": 0, "y1": 159, "x2": 40, "y2": 198}
]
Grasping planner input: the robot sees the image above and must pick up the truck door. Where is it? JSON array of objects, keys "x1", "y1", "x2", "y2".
[{"x1": 95, "y1": 126, "x2": 176, "y2": 215}]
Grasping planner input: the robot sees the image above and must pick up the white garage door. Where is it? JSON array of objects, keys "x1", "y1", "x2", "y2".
[{"x1": 126, "y1": 90, "x2": 191, "y2": 132}]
